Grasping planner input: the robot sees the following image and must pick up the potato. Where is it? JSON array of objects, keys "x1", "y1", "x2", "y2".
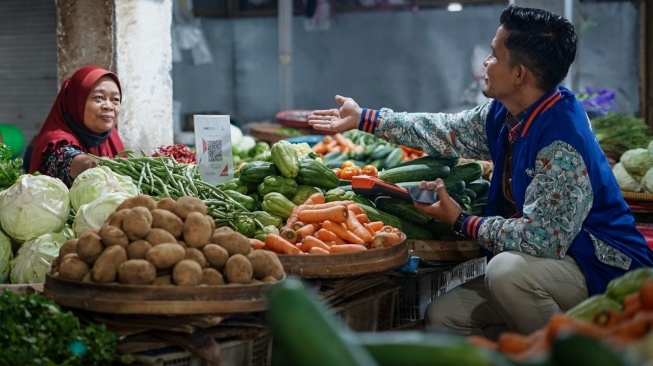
[
  {"x1": 202, "y1": 244, "x2": 229, "y2": 269},
  {"x1": 173, "y1": 196, "x2": 207, "y2": 219},
  {"x1": 145, "y1": 228, "x2": 178, "y2": 246},
  {"x1": 200, "y1": 268, "x2": 224, "y2": 285},
  {"x1": 213, "y1": 226, "x2": 234, "y2": 234},
  {"x1": 127, "y1": 240, "x2": 152, "y2": 259},
  {"x1": 172, "y1": 259, "x2": 202, "y2": 286},
  {"x1": 156, "y1": 197, "x2": 177, "y2": 212},
  {"x1": 184, "y1": 247, "x2": 207, "y2": 268},
  {"x1": 122, "y1": 206, "x2": 153, "y2": 240},
  {"x1": 92, "y1": 245, "x2": 128, "y2": 283},
  {"x1": 152, "y1": 275, "x2": 172, "y2": 286},
  {"x1": 177, "y1": 240, "x2": 187, "y2": 248},
  {"x1": 99, "y1": 224, "x2": 129, "y2": 247},
  {"x1": 183, "y1": 212, "x2": 212, "y2": 248},
  {"x1": 247, "y1": 249, "x2": 278, "y2": 280},
  {"x1": 116, "y1": 194, "x2": 157, "y2": 211},
  {"x1": 269, "y1": 253, "x2": 285, "y2": 281},
  {"x1": 59, "y1": 238, "x2": 78, "y2": 258},
  {"x1": 106, "y1": 209, "x2": 130, "y2": 229},
  {"x1": 145, "y1": 243, "x2": 185, "y2": 269},
  {"x1": 206, "y1": 216, "x2": 216, "y2": 234},
  {"x1": 82, "y1": 272, "x2": 94, "y2": 283},
  {"x1": 58, "y1": 256, "x2": 89, "y2": 281},
  {"x1": 117, "y1": 259, "x2": 156, "y2": 285},
  {"x1": 224, "y1": 254, "x2": 253, "y2": 284},
  {"x1": 76, "y1": 231, "x2": 105, "y2": 265},
  {"x1": 211, "y1": 231, "x2": 250, "y2": 256},
  {"x1": 151, "y1": 209, "x2": 184, "y2": 238},
  {"x1": 261, "y1": 276, "x2": 278, "y2": 283}
]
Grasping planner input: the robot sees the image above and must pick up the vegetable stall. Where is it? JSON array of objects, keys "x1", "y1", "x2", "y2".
[{"x1": 1, "y1": 115, "x2": 652, "y2": 365}]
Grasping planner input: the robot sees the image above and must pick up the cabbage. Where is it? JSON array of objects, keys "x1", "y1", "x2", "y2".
[
  {"x1": 642, "y1": 167, "x2": 653, "y2": 193},
  {"x1": 240, "y1": 135, "x2": 256, "y2": 152},
  {"x1": 0, "y1": 174, "x2": 70, "y2": 242},
  {"x1": 72, "y1": 192, "x2": 131, "y2": 236},
  {"x1": 613, "y1": 162, "x2": 643, "y2": 192},
  {"x1": 231, "y1": 124, "x2": 243, "y2": 145},
  {"x1": 0, "y1": 230, "x2": 12, "y2": 283},
  {"x1": 69, "y1": 166, "x2": 138, "y2": 211},
  {"x1": 10, "y1": 229, "x2": 73, "y2": 284},
  {"x1": 620, "y1": 148, "x2": 653, "y2": 177},
  {"x1": 648, "y1": 139, "x2": 653, "y2": 159}
]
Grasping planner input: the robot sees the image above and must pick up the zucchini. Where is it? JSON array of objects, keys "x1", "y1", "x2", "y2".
[
  {"x1": 448, "y1": 162, "x2": 484, "y2": 183},
  {"x1": 378, "y1": 164, "x2": 450, "y2": 184},
  {"x1": 393, "y1": 155, "x2": 459, "y2": 169},
  {"x1": 358, "y1": 203, "x2": 434, "y2": 240},
  {"x1": 374, "y1": 196, "x2": 432, "y2": 224},
  {"x1": 383, "y1": 147, "x2": 404, "y2": 169},
  {"x1": 467, "y1": 179, "x2": 491, "y2": 197}
]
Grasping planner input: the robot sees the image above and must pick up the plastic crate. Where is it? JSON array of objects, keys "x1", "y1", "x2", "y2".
[
  {"x1": 132, "y1": 329, "x2": 272, "y2": 366},
  {"x1": 333, "y1": 284, "x2": 400, "y2": 332},
  {"x1": 393, "y1": 256, "x2": 487, "y2": 327}
]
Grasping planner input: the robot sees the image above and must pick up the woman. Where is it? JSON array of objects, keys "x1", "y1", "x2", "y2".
[{"x1": 28, "y1": 65, "x2": 125, "y2": 186}]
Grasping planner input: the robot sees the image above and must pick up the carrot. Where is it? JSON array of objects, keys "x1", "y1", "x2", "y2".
[
  {"x1": 300, "y1": 236, "x2": 331, "y2": 253},
  {"x1": 249, "y1": 238, "x2": 266, "y2": 250},
  {"x1": 622, "y1": 291, "x2": 642, "y2": 319},
  {"x1": 304, "y1": 200, "x2": 354, "y2": 210},
  {"x1": 466, "y1": 335, "x2": 498, "y2": 351},
  {"x1": 347, "y1": 203, "x2": 364, "y2": 216},
  {"x1": 311, "y1": 141, "x2": 328, "y2": 155},
  {"x1": 280, "y1": 227, "x2": 298, "y2": 244},
  {"x1": 545, "y1": 314, "x2": 609, "y2": 344},
  {"x1": 265, "y1": 233, "x2": 301, "y2": 255},
  {"x1": 345, "y1": 209, "x2": 373, "y2": 243},
  {"x1": 291, "y1": 221, "x2": 305, "y2": 230},
  {"x1": 298, "y1": 205, "x2": 349, "y2": 224},
  {"x1": 309, "y1": 247, "x2": 330, "y2": 255},
  {"x1": 372, "y1": 231, "x2": 405, "y2": 248},
  {"x1": 334, "y1": 133, "x2": 354, "y2": 150},
  {"x1": 315, "y1": 228, "x2": 344, "y2": 245},
  {"x1": 366, "y1": 221, "x2": 384, "y2": 232},
  {"x1": 305, "y1": 193, "x2": 326, "y2": 205},
  {"x1": 609, "y1": 311, "x2": 653, "y2": 342},
  {"x1": 380, "y1": 225, "x2": 395, "y2": 233},
  {"x1": 363, "y1": 223, "x2": 377, "y2": 238},
  {"x1": 355, "y1": 213, "x2": 369, "y2": 224},
  {"x1": 322, "y1": 220, "x2": 365, "y2": 245},
  {"x1": 329, "y1": 244, "x2": 367, "y2": 253},
  {"x1": 497, "y1": 332, "x2": 531, "y2": 356},
  {"x1": 592, "y1": 309, "x2": 624, "y2": 328},
  {"x1": 639, "y1": 279, "x2": 653, "y2": 311},
  {"x1": 295, "y1": 223, "x2": 320, "y2": 243},
  {"x1": 284, "y1": 193, "x2": 326, "y2": 230}
]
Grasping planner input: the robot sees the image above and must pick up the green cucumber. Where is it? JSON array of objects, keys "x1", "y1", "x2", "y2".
[
  {"x1": 552, "y1": 333, "x2": 634, "y2": 366},
  {"x1": 370, "y1": 144, "x2": 396, "y2": 160},
  {"x1": 463, "y1": 188, "x2": 477, "y2": 201},
  {"x1": 393, "y1": 155, "x2": 459, "y2": 169},
  {"x1": 448, "y1": 162, "x2": 484, "y2": 183},
  {"x1": 383, "y1": 147, "x2": 404, "y2": 169},
  {"x1": 358, "y1": 203, "x2": 433, "y2": 240},
  {"x1": 442, "y1": 178, "x2": 466, "y2": 195},
  {"x1": 378, "y1": 164, "x2": 450, "y2": 184},
  {"x1": 467, "y1": 179, "x2": 491, "y2": 197},
  {"x1": 374, "y1": 196, "x2": 432, "y2": 224},
  {"x1": 267, "y1": 278, "x2": 377, "y2": 366}
]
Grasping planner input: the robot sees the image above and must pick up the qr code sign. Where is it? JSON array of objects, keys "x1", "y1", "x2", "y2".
[{"x1": 205, "y1": 139, "x2": 223, "y2": 162}]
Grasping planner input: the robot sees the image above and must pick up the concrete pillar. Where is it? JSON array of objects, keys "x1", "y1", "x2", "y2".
[{"x1": 55, "y1": 0, "x2": 173, "y2": 155}]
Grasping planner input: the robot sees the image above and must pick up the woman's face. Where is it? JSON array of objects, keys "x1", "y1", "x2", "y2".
[{"x1": 83, "y1": 76, "x2": 121, "y2": 133}]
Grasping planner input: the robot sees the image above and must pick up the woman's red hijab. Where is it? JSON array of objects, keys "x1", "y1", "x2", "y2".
[{"x1": 28, "y1": 65, "x2": 125, "y2": 174}]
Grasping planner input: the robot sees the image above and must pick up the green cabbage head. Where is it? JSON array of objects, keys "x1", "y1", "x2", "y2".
[
  {"x1": 72, "y1": 192, "x2": 131, "y2": 236},
  {"x1": 613, "y1": 162, "x2": 643, "y2": 192},
  {"x1": 0, "y1": 174, "x2": 70, "y2": 242},
  {"x1": 0, "y1": 230, "x2": 12, "y2": 283},
  {"x1": 69, "y1": 166, "x2": 138, "y2": 211},
  {"x1": 10, "y1": 229, "x2": 73, "y2": 284}
]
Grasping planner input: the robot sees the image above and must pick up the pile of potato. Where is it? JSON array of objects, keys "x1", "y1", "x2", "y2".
[{"x1": 51, "y1": 195, "x2": 285, "y2": 286}]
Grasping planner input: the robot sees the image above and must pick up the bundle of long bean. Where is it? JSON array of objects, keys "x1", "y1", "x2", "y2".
[{"x1": 92, "y1": 152, "x2": 259, "y2": 229}]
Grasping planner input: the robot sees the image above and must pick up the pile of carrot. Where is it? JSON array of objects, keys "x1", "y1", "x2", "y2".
[
  {"x1": 398, "y1": 145, "x2": 426, "y2": 161},
  {"x1": 311, "y1": 133, "x2": 362, "y2": 156},
  {"x1": 249, "y1": 193, "x2": 406, "y2": 255},
  {"x1": 467, "y1": 279, "x2": 653, "y2": 362}
]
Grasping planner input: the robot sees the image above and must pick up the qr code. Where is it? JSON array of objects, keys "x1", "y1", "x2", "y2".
[{"x1": 207, "y1": 140, "x2": 223, "y2": 162}]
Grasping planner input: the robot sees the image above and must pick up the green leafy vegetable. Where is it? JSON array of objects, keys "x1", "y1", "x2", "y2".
[
  {"x1": 591, "y1": 114, "x2": 653, "y2": 157},
  {"x1": 0, "y1": 290, "x2": 116, "y2": 365},
  {"x1": 0, "y1": 143, "x2": 24, "y2": 190}
]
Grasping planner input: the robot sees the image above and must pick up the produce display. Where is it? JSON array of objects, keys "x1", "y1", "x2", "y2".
[
  {"x1": 592, "y1": 113, "x2": 653, "y2": 164},
  {"x1": 50, "y1": 194, "x2": 285, "y2": 286},
  {"x1": 614, "y1": 141, "x2": 653, "y2": 194}
]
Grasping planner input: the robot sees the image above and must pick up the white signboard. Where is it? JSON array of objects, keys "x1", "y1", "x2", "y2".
[{"x1": 193, "y1": 115, "x2": 233, "y2": 185}]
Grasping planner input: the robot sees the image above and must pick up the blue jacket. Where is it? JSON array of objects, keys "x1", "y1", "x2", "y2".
[{"x1": 483, "y1": 87, "x2": 653, "y2": 295}]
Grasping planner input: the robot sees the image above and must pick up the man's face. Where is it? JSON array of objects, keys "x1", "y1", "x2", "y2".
[{"x1": 482, "y1": 26, "x2": 516, "y2": 102}]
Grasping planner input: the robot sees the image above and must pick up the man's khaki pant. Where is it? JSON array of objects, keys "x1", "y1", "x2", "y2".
[{"x1": 424, "y1": 251, "x2": 589, "y2": 340}]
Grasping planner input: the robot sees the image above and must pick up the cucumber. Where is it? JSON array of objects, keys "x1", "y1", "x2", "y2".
[
  {"x1": 370, "y1": 144, "x2": 396, "y2": 160},
  {"x1": 322, "y1": 151, "x2": 343, "y2": 162},
  {"x1": 383, "y1": 147, "x2": 404, "y2": 169},
  {"x1": 469, "y1": 202, "x2": 487, "y2": 216},
  {"x1": 324, "y1": 155, "x2": 347, "y2": 168},
  {"x1": 552, "y1": 332, "x2": 633, "y2": 366},
  {"x1": 442, "y1": 178, "x2": 466, "y2": 195},
  {"x1": 467, "y1": 179, "x2": 491, "y2": 197},
  {"x1": 267, "y1": 278, "x2": 378, "y2": 366},
  {"x1": 356, "y1": 331, "x2": 511, "y2": 366},
  {"x1": 393, "y1": 155, "x2": 459, "y2": 169},
  {"x1": 463, "y1": 188, "x2": 477, "y2": 201},
  {"x1": 449, "y1": 162, "x2": 484, "y2": 183},
  {"x1": 351, "y1": 194, "x2": 375, "y2": 207},
  {"x1": 358, "y1": 203, "x2": 434, "y2": 240},
  {"x1": 374, "y1": 196, "x2": 432, "y2": 224},
  {"x1": 378, "y1": 164, "x2": 450, "y2": 184}
]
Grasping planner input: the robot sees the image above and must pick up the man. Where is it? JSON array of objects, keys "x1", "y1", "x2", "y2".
[{"x1": 308, "y1": 5, "x2": 653, "y2": 339}]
